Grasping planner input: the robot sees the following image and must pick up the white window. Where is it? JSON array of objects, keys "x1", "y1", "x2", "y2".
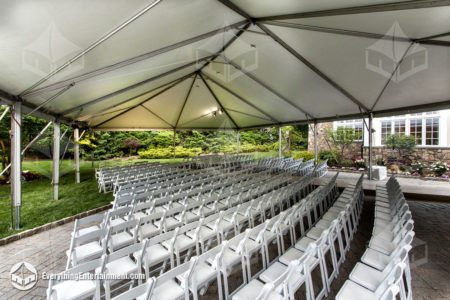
[
  {"x1": 378, "y1": 112, "x2": 441, "y2": 146},
  {"x1": 334, "y1": 119, "x2": 363, "y2": 141},
  {"x1": 425, "y1": 118, "x2": 439, "y2": 145},
  {"x1": 394, "y1": 120, "x2": 406, "y2": 136},
  {"x1": 381, "y1": 121, "x2": 391, "y2": 144},
  {"x1": 409, "y1": 119, "x2": 422, "y2": 144}
]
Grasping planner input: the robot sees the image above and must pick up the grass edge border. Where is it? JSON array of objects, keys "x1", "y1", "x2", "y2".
[{"x1": 0, "y1": 203, "x2": 112, "y2": 246}]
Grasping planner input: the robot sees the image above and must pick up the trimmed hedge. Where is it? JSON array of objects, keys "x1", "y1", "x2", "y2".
[{"x1": 138, "y1": 146, "x2": 202, "y2": 159}]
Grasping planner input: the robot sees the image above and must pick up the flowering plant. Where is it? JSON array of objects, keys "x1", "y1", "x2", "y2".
[
  {"x1": 411, "y1": 161, "x2": 426, "y2": 176},
  {"x1": 21, "y1": 171, "x2": 41, "y2": 182},
  {"x1": 430, "y1": 161, "x2": 448, "y2": 177}
]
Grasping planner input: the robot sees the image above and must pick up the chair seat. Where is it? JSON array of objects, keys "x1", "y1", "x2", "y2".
[
  {"x1": 152, "y1": 279, "x2": 185, "y2": 300},
  {"x1": 306, "y1": 227, "x2": 325, "y2": 240},
  {"x1": 133, "y1": 211, "x2": 148, "y2": 220},
  {"x1": 67, "y1": 242, "x2": 103, "y2": 263},
  {"x1": 315, "y1": 219, "x2": 332, "y2": 230},
  {"x1": 336, "y1": 280, "x2": 379, "y2": 300},
  {"x1": 207, "y1": 220, "x2": 233, "y2": 233},
  {"x1": 143, "y1": 244, "x2": 171, "y2": 266},
  {"x1": 230, "y1": 237, "x2": 260, "y2": 254},
  {"x1": 250, "y1": 230, "x2": 277, "y2": 243},
  {"x1": 259, "y1": 262, "x2": 286, "y2": 283},
  {"x1": 187, "y1": 227, "x2": 216, "y2": 242},
  {"x1": 140, "y1": 223, "x2": 159, "y2": 239},
  {"x1": 349, "y1": 262, "x2": 385, "y2": 291},
  {"x1": 110, "y1": 232, "x2": 134, "y2": 251},
  {"x1": 51, "y1": 279, "x2": 96, "y2": 300},
  {"x1": 102, "y1": 256, "x2": 138, "y2": 277},
  {"x1": 208, "y1": 249, "x2": 241, "y2": 270},
  {"x1": 164, "y1": 235, "x2": 195, "y2": 253},
  {"x1": 178, "y1": 262, "x2": 217, "y2": 289},
  {"x1": 295, "y1": 236, "x2": 315, "y2": 251},
  {"x1": 232, "y1": 279, "x2": 283, "y2": 300},
  {"x1": 279, "y1": 248, "x2": 318, "y2": 268},
  {"x1": 361, "y1": 248, "x2": 391, "y2": 271}
]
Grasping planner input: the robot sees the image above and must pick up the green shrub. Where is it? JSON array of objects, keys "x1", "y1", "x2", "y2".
[
  {"x1": 138, "y1": 146, "x2": 202, "y2": 159},
  {"x1": 294, "y1": 151, "x2": 315, "y2": 161},
  {"x1": 376, "y1": 158, "x2": 385, "y2": 166},
  {"x1": 319, "y1": 149, "x2": 341, "y2": 166},
  {"x1": 341, "y1": 160, "x2": 353, "y2": 167},
  {"x1": 222, "y1": 143, "x2": 272, "y2": 154},
  {"x1": 353, "y1": 159, "x2": 367, "y2": 169}
]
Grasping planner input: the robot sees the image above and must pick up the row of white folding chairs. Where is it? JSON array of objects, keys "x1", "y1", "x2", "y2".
[
  {"x1": 232, "y1": 174, "x2": 362, "y2": 300},
  {"x1": 337, "y1": 176, "x2": 414, "y2": 300},
  {"x1": 111, "y1": 168, "x2": 275, "y2": 211},
  {"x1": 111, "y1": 155, "x2": 303, "y2": 198},
  {"x1": 57, "y1": 177, "x2": 313, "y2": 299},
  {"x1": 99, "y1": 163, "x2": 179, "y2": 193},
  {"x1": 74, "y1": 170, "x2": 287, "y2": 246},
  {"x1": 54, "y1": 173, "x2": 320, "y2": 300},
  {"x1": 112, "y1": 159, "x2": 261, "y2": 196},
  {"x1": 66, "y1": 173, "x2": 298, "y2": 270},
  {"x1": 112, "y1": 165, "x2": 220, "y2": 196},
  {"x1": 108, "y1": 172, "x2": 288, "y2": 230}
]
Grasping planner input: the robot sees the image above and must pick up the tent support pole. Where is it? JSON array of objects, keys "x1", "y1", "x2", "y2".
[
  {"x1": 237, "y1": 130, "x2": 240, "y2": 154},
  {"x1": 368, "y1": 113, "x2": 373, "y2": 180},
  {"x1": 314, "y1": 121, "x2": 318, "y2": 165},
  {"x1": 278, "y1": 127, "x2": 282, "y2": 158},
  {"x1": 173, "y1": 130, "x2": 176, "y2": 159},
  {"x1": 11, "y1": 102, "x2": 21, "y2": 229},
  {"x1": 53, "y1": 122, "x2": 60, "y2": 200},
  {"x1": 74, "y1": 127, "x2": 80, "y2": 184}
]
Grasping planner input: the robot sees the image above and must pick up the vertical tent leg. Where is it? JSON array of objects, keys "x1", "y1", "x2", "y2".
[
  {"x1": 91, "y1": 131, "x2": 94, "y2": 167},
  {"x1": 11, "y1": 102, "x2": 21, "y2": 230},
  {"x1": 74, "y1": 127, "x2": 80, "y2": 183},
  {"x1": 314, "y1": 122, "x2": 318, "y2": 165},
  {"x1": 368, "y1": 113, "x2": 373, "y2": 180},
  {"x1": 236, "y1": 130, "x2": 240, "y2": 154},
  {"x1": 278, "y1": 127, "x2": 282, "y2": 158},
  {"x1": 173, "y1": 129, "x2": 176, "y2": 159},
  {"x1": 53, "y1": 122, "x2": 60, "y2": 200}
]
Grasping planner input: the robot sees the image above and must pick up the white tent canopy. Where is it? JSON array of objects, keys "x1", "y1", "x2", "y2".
[{"x1": 0, "y1": 0, "x2": 449, "y2": 130}]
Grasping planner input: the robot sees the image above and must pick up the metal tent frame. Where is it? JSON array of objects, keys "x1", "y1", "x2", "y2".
[{"x1": 1, "y1": 0, "x2": 449, "y2": 228}]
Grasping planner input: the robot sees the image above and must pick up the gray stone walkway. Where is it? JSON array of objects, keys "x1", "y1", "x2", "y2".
[{"x1": 0, "y1": 197, "x2": 449, "y2": 299}]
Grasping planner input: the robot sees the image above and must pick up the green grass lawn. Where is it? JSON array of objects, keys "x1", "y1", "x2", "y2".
[{"x1": 0, "y1": 152, "x2": 284, "y2": 239}]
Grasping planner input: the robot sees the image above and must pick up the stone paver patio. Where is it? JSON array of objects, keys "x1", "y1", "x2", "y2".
[{"x1": 0, "y1": 196, "x2": 449, "y2": 299}]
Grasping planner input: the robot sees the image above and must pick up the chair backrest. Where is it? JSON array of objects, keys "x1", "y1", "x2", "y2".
[
  {"x1": 101, "y1": 242, "x2": 146, "y2": 272},
  {"x1": 75, "y1": 213, "x2": 105, "y2": 228},
  {"x1": 148, "y1": 259, "x2": 195, "y2": 299},
  {"x1": 374, "y1": 262, "x2": 405, "y2": 297}
]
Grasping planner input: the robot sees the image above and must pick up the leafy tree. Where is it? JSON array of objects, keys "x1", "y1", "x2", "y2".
[
  {"x1": 325, "y1": 127, "x2": 362, "y2": 163},
  {"x1": 383, "y1": 135, "x2": 416, "y2": 160},
  {"x1": 122, "y1": 138, "x2": 140, "y2": 155}
]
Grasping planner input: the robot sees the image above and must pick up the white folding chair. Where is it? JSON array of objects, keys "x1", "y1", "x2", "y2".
[{"x1": 47, "y1": 258, "x2": 102, "y2": 300}]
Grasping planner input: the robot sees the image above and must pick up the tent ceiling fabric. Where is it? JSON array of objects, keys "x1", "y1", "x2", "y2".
[{"x1": 0, "y1": 0, "x2": 449, "y2": 130}]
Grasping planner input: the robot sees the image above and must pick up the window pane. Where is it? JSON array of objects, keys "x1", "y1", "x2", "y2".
[
  {"x1": 381, "y1": 121, "x2": 391, "y2": 144},
  {"x1": 409, "y1": 119, "x2": 422, "y2": 144},
  {"x1": 425, "y1": 118, "x2": 439, "y2": 145},
  {"x1": 394, "y1": 120, "x2": 405, "y2": 136}
]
